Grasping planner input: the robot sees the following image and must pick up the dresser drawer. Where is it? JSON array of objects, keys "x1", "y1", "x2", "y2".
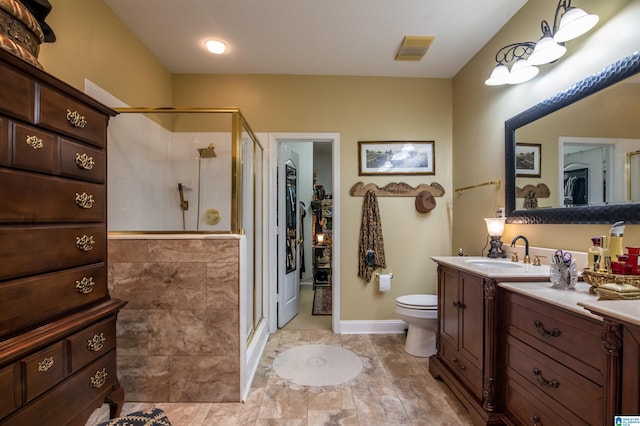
[
  {"x1": 0, "y1": 364, "x2": 18, "y2": 420},
  {"x1": 505, "y1": 334, "x2": 603, "y2": 424},
  {"x1": 0, "y1": 62, "x2": 35, "y2": 122},
  {"x1": 3, "y1": 351, "x2": 117, "y2": 426},
  {"x1": 0, "y1": 117, "x2": 8, "y2": 166},
  {"x1": 0, "y1": 169, "x2": 105, "y2": 223},
  {"x1": 504, "y1": 291, "x2": 604, "y2": 384},
  {"x1": 11, "y1": 122, "x2": 57, "y2": 174},
  {"x1": 0, "y1": 224, "x2": 106, "y2": 281},
  {"x1": 440, "y1": 341, "x2": 482, "y2": 400},
  {"x1": 60, "y1": 138, "x2": 105, "y2": 183},
  {"x1": 22, "y1": 341, "x2": 66, "y2": 403},
  {"x1": 0, "y1": 264, "x2": 107, "y2": 337},
  {"x1": 68, "y1": 317, "x2": 117, "y2": 374},
  {"x1": 504, "y1": 375, "x2": 584, "y2": 426},
  {"x1": 37, "y1": 86, "x2": 108, "y2": 148}
]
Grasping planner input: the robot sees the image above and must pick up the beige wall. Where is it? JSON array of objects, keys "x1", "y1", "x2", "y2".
[
  {"x1": 40, "y1": 0, "x2": 173, "y2": 107},
  {"x1": 452, "y1": 0, "x2": 640, "y2": 254}
]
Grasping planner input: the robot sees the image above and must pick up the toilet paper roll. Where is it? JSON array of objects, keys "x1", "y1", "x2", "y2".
[{"x1": 379, "y1": 274, "x2": 391, "y2": 292}]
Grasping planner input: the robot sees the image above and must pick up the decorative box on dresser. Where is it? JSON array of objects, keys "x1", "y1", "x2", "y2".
[
  {"x1": 0, "y1": 48, "x2": 125, "y2": 425},
  {"x1": 498, "y1": 282, "x2": 605, "y2": 425},
  {"x1": 428, "y1": 257, "x2": 551, "y2": 426}
]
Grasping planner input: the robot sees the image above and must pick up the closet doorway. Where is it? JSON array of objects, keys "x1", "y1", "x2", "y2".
[{"x1": 267, "y1": 133, "x2": 340, "y2": 334}]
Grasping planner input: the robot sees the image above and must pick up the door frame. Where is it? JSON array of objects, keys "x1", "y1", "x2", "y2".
[{"x1": 267, "y1": 133, "x2": 341, "y2": 334}]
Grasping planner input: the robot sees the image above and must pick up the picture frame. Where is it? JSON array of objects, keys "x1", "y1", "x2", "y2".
[
  {"x1": 358, "y1": 141, "x2": 435, "y2": 176},
  {"x1": 515, "y1": 143, "x2": 541, "y2": 178}
]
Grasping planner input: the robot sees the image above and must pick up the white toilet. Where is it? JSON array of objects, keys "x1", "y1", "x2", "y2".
[{"x1": 395, "y1": 294, "x2": 438, "y2": 357}]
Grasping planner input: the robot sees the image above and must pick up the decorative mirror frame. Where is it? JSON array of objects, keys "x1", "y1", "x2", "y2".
[{"x1": 505, "y1": 51, "x2": 640, "y2": 224}]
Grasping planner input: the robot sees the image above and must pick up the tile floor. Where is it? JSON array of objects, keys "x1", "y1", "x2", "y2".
[{"x1": 92, "y1": 330, "x2": 473, "y2": 425}]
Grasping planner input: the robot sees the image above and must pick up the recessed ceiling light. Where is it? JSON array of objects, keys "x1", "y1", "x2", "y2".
[{"x1": 204, "y1": 40, "x2": 227, "y2": 54}]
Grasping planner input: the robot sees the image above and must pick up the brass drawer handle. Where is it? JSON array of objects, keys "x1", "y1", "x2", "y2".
[
  {"x1": 87, "y1": 333, "x2": 105, "y2": 352},
  {"x1": 533, "y1": 320, "x2": 561, "y2": 337},
  {"x1": 75, "y1": 153, "x2": 95, "y2": 170},
  {"x1": 90, "y1": 368, "x2": 107, "y2": 388},
  {"x1": 38, "y1": 357, "x2": 54, "y2": 372},
  {"x1": 531, "y1": 415, "x2": 540, "y2": 425},
  {"x1": 66, "y1": 109, "x2": 87, "y2": 128},
  {"x1": 75, "y1": 276, "x2": 95, "y2": 294},
  {"x1": 26, "y1": 135, "x2": 43, "y2": 149},
  {"x1": 75, "y1": 192, "x2": 95, "y2": 209},
  {"x1": 532, "y1": 368, "x2": 559, "y2": 389},
  {"x1": 75, "y1": 235, "x2": 95, "y2": 251}
]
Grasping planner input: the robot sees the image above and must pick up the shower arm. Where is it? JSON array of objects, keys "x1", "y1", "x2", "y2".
[{"x1": 177, "y1": 183, "x2": 189, "y2": 211}]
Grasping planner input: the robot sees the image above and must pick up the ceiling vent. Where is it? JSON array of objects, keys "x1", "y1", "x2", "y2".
[{"x1": 395, "y1": 36, "x2": 434, "y2": 61}]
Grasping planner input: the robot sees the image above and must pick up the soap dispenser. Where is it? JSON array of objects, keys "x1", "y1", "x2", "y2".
[
  {"x1": 609, "y1": 221, "x2": 625, "y2": 263},
  {"x1": 588, "y1": 236, "x2": 601, "y2": 272}
]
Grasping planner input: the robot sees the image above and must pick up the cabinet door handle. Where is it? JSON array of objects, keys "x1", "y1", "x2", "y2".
[
  {"x1": 452, "y1": 301, "x2": 464, "y2": 309},
  {"x1": 533, "y1": 320, "x2": 561, "y2": 337},
  {"x1": 532, "y1": 368, "x2": 559, "y2": 388},
  {"x1": 451, "y1": 357, "x2": 466, "y2": 371},
  {"x1": 530, "y1": 415, "x2": 540, "y2": 425}
]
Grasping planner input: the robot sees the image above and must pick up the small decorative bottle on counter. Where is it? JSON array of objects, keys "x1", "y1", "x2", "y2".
[
  {"x1": 597, "y1": 235, "x2": 611, "y2": 273},
  {"x1": 588, "y1": 236, "x2": 601, "y2": 271}
]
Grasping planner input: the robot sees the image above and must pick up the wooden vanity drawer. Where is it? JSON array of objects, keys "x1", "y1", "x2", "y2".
[
  {"x1": 3, "y1": 351, "x2": 117, "y2": 426},
  {"x1": 504, "y1": 375, "x2": 585, "y2": 426},
  {"x1": 37, "y1": 85, "x2": 108, "y2": 148},
  {"x1": 504, "y1": 291, "x2": 604, "y2": 384},
  {"x1": 0, "y1": 264, "x2": 107, "y2": 337},
  {"x1": 68, "y1": 317, "x2": 117, "y2": 373},
  {"x1": 505, "y1": 334, "x2": 603, "y2": 424},
  {"x1": 59, "y1": 138, "x2": 105, "y2": 183},
  {"x1": 11, "y1": 122, "x2": 57, "y2": 174},
  {"x1": 0, "y1": 364, "x2": 18, "y2": 420},
  {"x1": 440, "y1": 341, "x2": 482, "y2": 399},
  {"x1": 0, "y1": 62, "x2": 35, "y2": 123},
  {"x1": 0, "y1": 169, "x2": 105, "y2": 223},
  {"x1": 0, "y1": 224, "x2": 106, "y2": 281},
  {"x1": 22, "y1": 341, "x2": 66, "y2": 403}
]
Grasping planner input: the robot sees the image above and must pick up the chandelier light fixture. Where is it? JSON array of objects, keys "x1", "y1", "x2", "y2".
[{"x1": 485, "y1": 0, "x2": 599, "y2": 86}]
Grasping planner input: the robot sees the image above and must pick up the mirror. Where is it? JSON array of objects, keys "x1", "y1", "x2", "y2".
[{"x1": 505, "y1": 51, "x2": 640, "y2": 224}]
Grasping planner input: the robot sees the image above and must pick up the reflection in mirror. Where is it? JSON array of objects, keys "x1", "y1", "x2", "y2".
[
  {"x1": 515, "y1": 75, "x2": 640, "y2": 209},
  {"x1": 505, "y1": 51, "x2": 640, "y2": 224}
]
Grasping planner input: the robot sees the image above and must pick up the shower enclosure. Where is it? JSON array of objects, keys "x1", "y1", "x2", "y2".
[{"x1": 107, "y1": 108, "x2": 266, "y2": 402}]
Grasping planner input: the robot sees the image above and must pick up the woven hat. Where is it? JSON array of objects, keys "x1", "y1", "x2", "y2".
[{"x1": 415, "y1": 190, "x2": 436, "y2": 213}]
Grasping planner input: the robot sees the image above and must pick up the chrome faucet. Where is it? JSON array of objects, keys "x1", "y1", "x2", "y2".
[{"x1": 511, "y1": 235, "x2": 530, "y2": 264}]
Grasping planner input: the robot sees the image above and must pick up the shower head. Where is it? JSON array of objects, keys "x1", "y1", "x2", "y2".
[{"x1": 197, "y1": 144, "x2": 217, "y2": 158}]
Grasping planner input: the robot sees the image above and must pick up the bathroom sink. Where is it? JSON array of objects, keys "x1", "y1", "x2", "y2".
[{"x1": 464, "y1": 259, "x2": 524, "y2": 269}]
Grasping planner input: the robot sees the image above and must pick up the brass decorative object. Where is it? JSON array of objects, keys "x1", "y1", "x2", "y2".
[
  {"x1": 75, "y1": 235, "x2": 95, "y2": 251},
  {"x1": 516, "y1": 183, "x2": 550, "y2": 198},
  {"x1": 75, "y1": 276, "x2": 94, "y2": 294},
  {"x1": 349, "y1": 181, "x2": 445, "y2": 197},
  {"x1": 75, "y1": 192, "x2": 94, "y2": 209},
  {"x1": 87, "y1": 333, "x2": 105, "y2": 352},
  {"x1": 454, "y1": 180, "x2": 501, "y2": 194},
  {"x1": 204, "y1": 208, "x2": 221, "y2": 225},
  {"x1": 66, "y1": 109, "x2": 87, "y2": 128},
  {"x1": 25, "y1": 135, "x2": 42, "y2": 149},
  {"x1": 0, "y1": 0, "x2": 45, "y2": 68},
  {"x1": 38, "y1": 356, "x2": 54, "y2": 372},
  {"x1": 75, "y1": 153, "x2": 95, "y2": 170},
  {"x1": 89, "y1": 368, "x2": 107, "y2": 389}
]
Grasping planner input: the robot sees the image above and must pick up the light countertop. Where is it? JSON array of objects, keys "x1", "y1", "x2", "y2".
[
  {"x1": 431, "y1": 256, "x2": 551, "y2": 279},
  {"x1": 579, "y1": 299, "x2": 640, "y2": 327},
  {"x1": 499, "y1": 281, "x2": 601, "y2": 320}
]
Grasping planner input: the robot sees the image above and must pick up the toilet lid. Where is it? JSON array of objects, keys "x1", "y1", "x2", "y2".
[{"x1": 396, "y1": 294, "x2": 438, "y2": 308}]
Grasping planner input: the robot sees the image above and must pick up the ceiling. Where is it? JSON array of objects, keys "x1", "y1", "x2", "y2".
[{"x1": 103, "y1": 0, "x2": 528, "y2": 78}]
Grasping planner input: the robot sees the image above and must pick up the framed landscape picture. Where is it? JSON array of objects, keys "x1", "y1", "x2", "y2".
[
  {"x1": 516, "y1": 143, "x2": 541, "y2": 177},
  {"x1": 358, "y1": 141, "x2": 435, "y2": 175}
]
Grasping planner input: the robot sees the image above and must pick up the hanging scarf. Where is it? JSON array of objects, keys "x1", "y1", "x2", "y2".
[{"x1": 358, "y1": 190, "x2": 386, "y2": 282}]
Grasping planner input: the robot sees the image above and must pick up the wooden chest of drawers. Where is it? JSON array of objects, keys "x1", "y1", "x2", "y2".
[{"x1": 0, "y1": 49, "x2": 124, "y2": 425}]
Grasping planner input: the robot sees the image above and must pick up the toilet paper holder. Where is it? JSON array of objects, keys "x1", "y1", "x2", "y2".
[{"x1": 374, "y1": 272, "x2": 393, "y2": 279}]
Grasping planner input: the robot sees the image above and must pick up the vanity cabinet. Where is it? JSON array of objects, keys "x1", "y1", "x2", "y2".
[
  {"x1": 0, "y1": 49, "x2": 125, "y2": 424},
  {"x1": 499, "y1": 288, "x2": 605, "y2": 425}
]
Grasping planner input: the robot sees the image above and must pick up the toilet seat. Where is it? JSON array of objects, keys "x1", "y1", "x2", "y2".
[{"x1": 396, "y1": 294, "x2": 437, "y2": 310}]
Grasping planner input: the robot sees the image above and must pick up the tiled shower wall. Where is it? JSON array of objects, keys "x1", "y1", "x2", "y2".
[{"x1": 108, "y1": 236, "x2": 241, "y2": 402}]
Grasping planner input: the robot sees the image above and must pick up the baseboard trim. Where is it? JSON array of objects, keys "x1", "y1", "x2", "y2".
[{"x1": 339, "y1": 319, "x2": 407, "y2": 334}]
